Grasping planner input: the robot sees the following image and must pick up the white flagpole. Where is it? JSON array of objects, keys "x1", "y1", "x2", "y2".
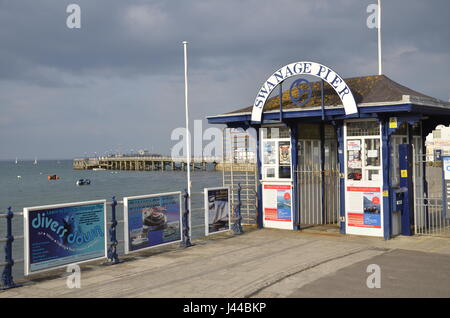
[
  {"x1": 378, "y1": 0, "x2": 382, "y2": 75},
  {"x1": 183, "y1": 41, "x2": 192, "y2": 222}
]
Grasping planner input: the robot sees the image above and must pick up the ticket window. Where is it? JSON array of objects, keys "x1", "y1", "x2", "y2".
[
  {"x1": 345, "y1": 121, "x2": 382, "y2": 183},
  {"x1": 260, "y1": 126, "x2": 293, "y2": 230},
  {"x1": 260, "y1": 127, "x2": 292, "y2": 181},
  {"x1": 344, "y1": 120, "x2": 384, "y2": 237}
]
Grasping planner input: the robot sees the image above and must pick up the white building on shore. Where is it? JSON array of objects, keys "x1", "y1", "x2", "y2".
[{"x1": 425, "y1": 124, "x2": 450, "y2": 161}]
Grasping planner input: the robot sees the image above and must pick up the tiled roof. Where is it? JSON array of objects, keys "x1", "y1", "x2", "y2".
[{"x1": 224, "y1": 75, "x2": 439, "y2": 115}]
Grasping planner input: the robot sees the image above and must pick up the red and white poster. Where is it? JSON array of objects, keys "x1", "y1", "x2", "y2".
[
  {"x1": 346, "y1": 187, "x2": 381, "y2": 229},
  {"x1": 262, "y1": 183, "x2": 293, "y2": 230}
]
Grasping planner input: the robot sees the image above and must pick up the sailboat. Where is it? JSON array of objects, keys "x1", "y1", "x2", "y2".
[
  {"x1": 33, "y1": 157, "x2": 38, "y2": 165},
  {"x1": 15, "y1": 158, "x2": 18, "y2": 164}
]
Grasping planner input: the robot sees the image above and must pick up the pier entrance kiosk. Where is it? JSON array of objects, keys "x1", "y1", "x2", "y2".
[{"x1": 208, "y1": 61, "x2": 450, "y2": 239}]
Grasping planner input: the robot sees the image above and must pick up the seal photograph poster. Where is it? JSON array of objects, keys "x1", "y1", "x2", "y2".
[
  {"x1": 124, "y1": 192, "x2": 182, "y2": 254},
  {"x1": 23, "y1": 200, "x2": 107, "y2": 276},
  {"x1": 204, "y1": 187, "x2": 231, "y2": 236}
]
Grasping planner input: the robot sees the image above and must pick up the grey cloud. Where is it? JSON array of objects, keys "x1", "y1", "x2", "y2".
[{"x1": 0, "y1": 0, "x2": 450, "y2": 159}]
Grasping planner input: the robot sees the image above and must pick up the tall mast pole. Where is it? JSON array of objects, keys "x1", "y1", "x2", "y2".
[
  {"x1": 378, "y1": 0, "x2": 382, "y2": 75},
  {"x1": 183, "y1": 41, "x2": 191, "y2": 207}
]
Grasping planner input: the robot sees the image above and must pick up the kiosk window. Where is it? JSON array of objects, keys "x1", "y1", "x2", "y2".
[
  {"x1": 279, "y1": 141, "x2": 291, "y2": 179},
  {"x1": 261, "y1": 127, "x2": 292, "y2": 180},
  {"x1": 263, "y1": 141, "x2": 276, "y2": 164},
  {"x1": 365, "y1": 139, "x2": 380, "y2": 167},
  {"x1": 347, "y1": 121, "x2": 380, "y2": 136},
  {"x1": 265, "y1": 167, "x2": 275, "y2": 178},
  {"x1": 367, "y1": 169, "x2": 380, "y2": 181},
  {"x1": 263, "y1": 127, "x2": 290, "y2": 139},
  {"x1": 347, "y1": 139, "x2": 362, "y2": 181},
  {"x1": 345, "y1": 120, "x2": 382, "y2": 182}
]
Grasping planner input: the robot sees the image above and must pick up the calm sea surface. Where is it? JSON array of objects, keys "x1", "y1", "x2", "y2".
[{"x1": 0, "y1": 159, "x2": 222, "y2": 280}]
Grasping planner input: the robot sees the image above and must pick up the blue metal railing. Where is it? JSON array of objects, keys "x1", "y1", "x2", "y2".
[
  {"x1": 106, "y1": 197, "x2": 121, "y2": 265},
  {"x1": 232, "y1": 184, "x2": 244, "y2": 235},
  {"x1": 1, "y1": 207, "x2": 20, "y2": 290},
  {"x1": 0, "y1": 188, "x2": 244, "y2": 290},
  {"x1": 180, "y1": 189, "x2": 193, "y2": 248}
]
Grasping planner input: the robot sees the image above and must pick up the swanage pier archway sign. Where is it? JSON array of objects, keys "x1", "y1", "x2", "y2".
[{"x1": 251, "y1": 61, "x2": 358, "y2": 122}]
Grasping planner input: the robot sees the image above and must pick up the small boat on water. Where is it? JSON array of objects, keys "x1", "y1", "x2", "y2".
[
  {"x1": 48, "y1": 174, "x2": 60, "y2": 180},
  {"x1": 92, "y1": 168, "x2": 106, "y2": 171},
  {"x1": 33, "y1": 158, "x2": 38, "y2": 165},
  {"x1": 76, "y1": 178, "x2": 91, "y2": 186}
]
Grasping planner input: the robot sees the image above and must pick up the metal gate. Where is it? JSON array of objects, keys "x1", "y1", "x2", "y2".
[
  {"x1": 222, "y1": 128, "x2": 258, "y2": 225},
  {"x1": 297, "y1": 137, "x2": 340, "y2": 226},
  {"x1": 413, "y1": 148, "x2": 450, "y2": 237}
]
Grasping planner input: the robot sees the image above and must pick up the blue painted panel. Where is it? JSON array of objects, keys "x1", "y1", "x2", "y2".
[
  {"x1": 381, "y1": 121, "x2": 392, "y2": 240},
  {"x1": 336, "y1": 123, "x2": 346, "y2": 234}
]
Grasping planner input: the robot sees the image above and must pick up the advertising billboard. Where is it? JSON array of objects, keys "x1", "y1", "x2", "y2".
[
  {"x1": 204, "y1": 187, "x2": 231, "y2": 236},
  {"x1": 23, "y1": 200, "x2": 107, "y2": 276},
  {"x1": 124, "y1": 192, "x2": 182, "y2": 254}
]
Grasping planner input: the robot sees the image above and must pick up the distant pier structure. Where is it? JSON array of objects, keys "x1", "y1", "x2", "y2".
[{"x1": 73, "y1": 156, "x2": 222, "y2": 171}]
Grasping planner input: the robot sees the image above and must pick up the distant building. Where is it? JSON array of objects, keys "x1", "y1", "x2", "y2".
[
  {"x1": 138, "y1": 149, "x2": 150, "y2": 156},
  {"x1": 425, "y1": 125, "x2": 450, "y2": 160}
]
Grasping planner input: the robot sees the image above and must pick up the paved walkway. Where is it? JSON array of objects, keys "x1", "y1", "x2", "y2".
[{"x1": 1, "y1": 228, "x2": 450, "y2": 298}]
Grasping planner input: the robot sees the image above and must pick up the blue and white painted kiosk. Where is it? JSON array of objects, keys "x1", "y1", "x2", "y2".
[{"x1": 207, "y1": 61, "x2": 450, "y2": 239}]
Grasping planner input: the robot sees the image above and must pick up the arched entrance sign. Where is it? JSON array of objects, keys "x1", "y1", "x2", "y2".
[{"x1": 251, "y1": 61, "x2": 358, "y2": 122}]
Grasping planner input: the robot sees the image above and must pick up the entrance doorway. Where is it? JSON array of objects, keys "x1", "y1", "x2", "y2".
[{"x1": 297, "y1": 124, "x2": 340, "y2": 229}]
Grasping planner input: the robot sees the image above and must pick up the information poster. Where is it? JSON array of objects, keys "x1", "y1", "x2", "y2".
[
  {"x1": 443, "y1": 156, "x2": 450, "y2": 219},
  {"x1": 347, "y1": 187, "x2": 381, "y2": 229},
  {"x1": 204, "y1": 187, "x2": 230, "y2": 236},
  {"x1": 124, "y1": 192, "x2": 182, "y2": 254},
  {"x1": 24, "y1": 200, "x2": 107, "y2": 276},
  {"x1": 279, "y1": 142, "x2": 291, "y2": 165},
  {"x1": 347, "y1": 140, "x2": 362, "y2": 169},
  {"x1": 347, "y1": 140, "x2": 361, "y2": 151},
  {"x1": 263, "y1": 184, "x2": 292, "y2": 222},
  {"x1": 263, "y1": 141, "x2": 276, "y2": 164}
]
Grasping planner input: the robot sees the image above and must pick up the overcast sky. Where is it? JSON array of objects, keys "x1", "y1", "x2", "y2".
[{"x1": 0, "y1": 0, "x2": 449, "y2": 159}]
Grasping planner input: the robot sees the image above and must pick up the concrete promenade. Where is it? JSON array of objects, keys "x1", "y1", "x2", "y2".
[{"x1": 1, "y1": 228, "x2": 450, "y2": 298}]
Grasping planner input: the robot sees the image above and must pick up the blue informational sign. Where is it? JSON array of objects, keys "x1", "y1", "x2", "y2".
[
  {"x1": 124, "y1": 192, "x2": 182, "y2": 254},
  {"x1": 443, "y1": 157, "x2": 450, "y2": 219},
  {"x1": 24, "y1": 200, "x2": 107, "y2": 275}
]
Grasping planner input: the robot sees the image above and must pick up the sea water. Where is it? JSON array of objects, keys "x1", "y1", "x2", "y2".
[{"x1": 0, "y1": 159, "x2": 222, "y2": 280}]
